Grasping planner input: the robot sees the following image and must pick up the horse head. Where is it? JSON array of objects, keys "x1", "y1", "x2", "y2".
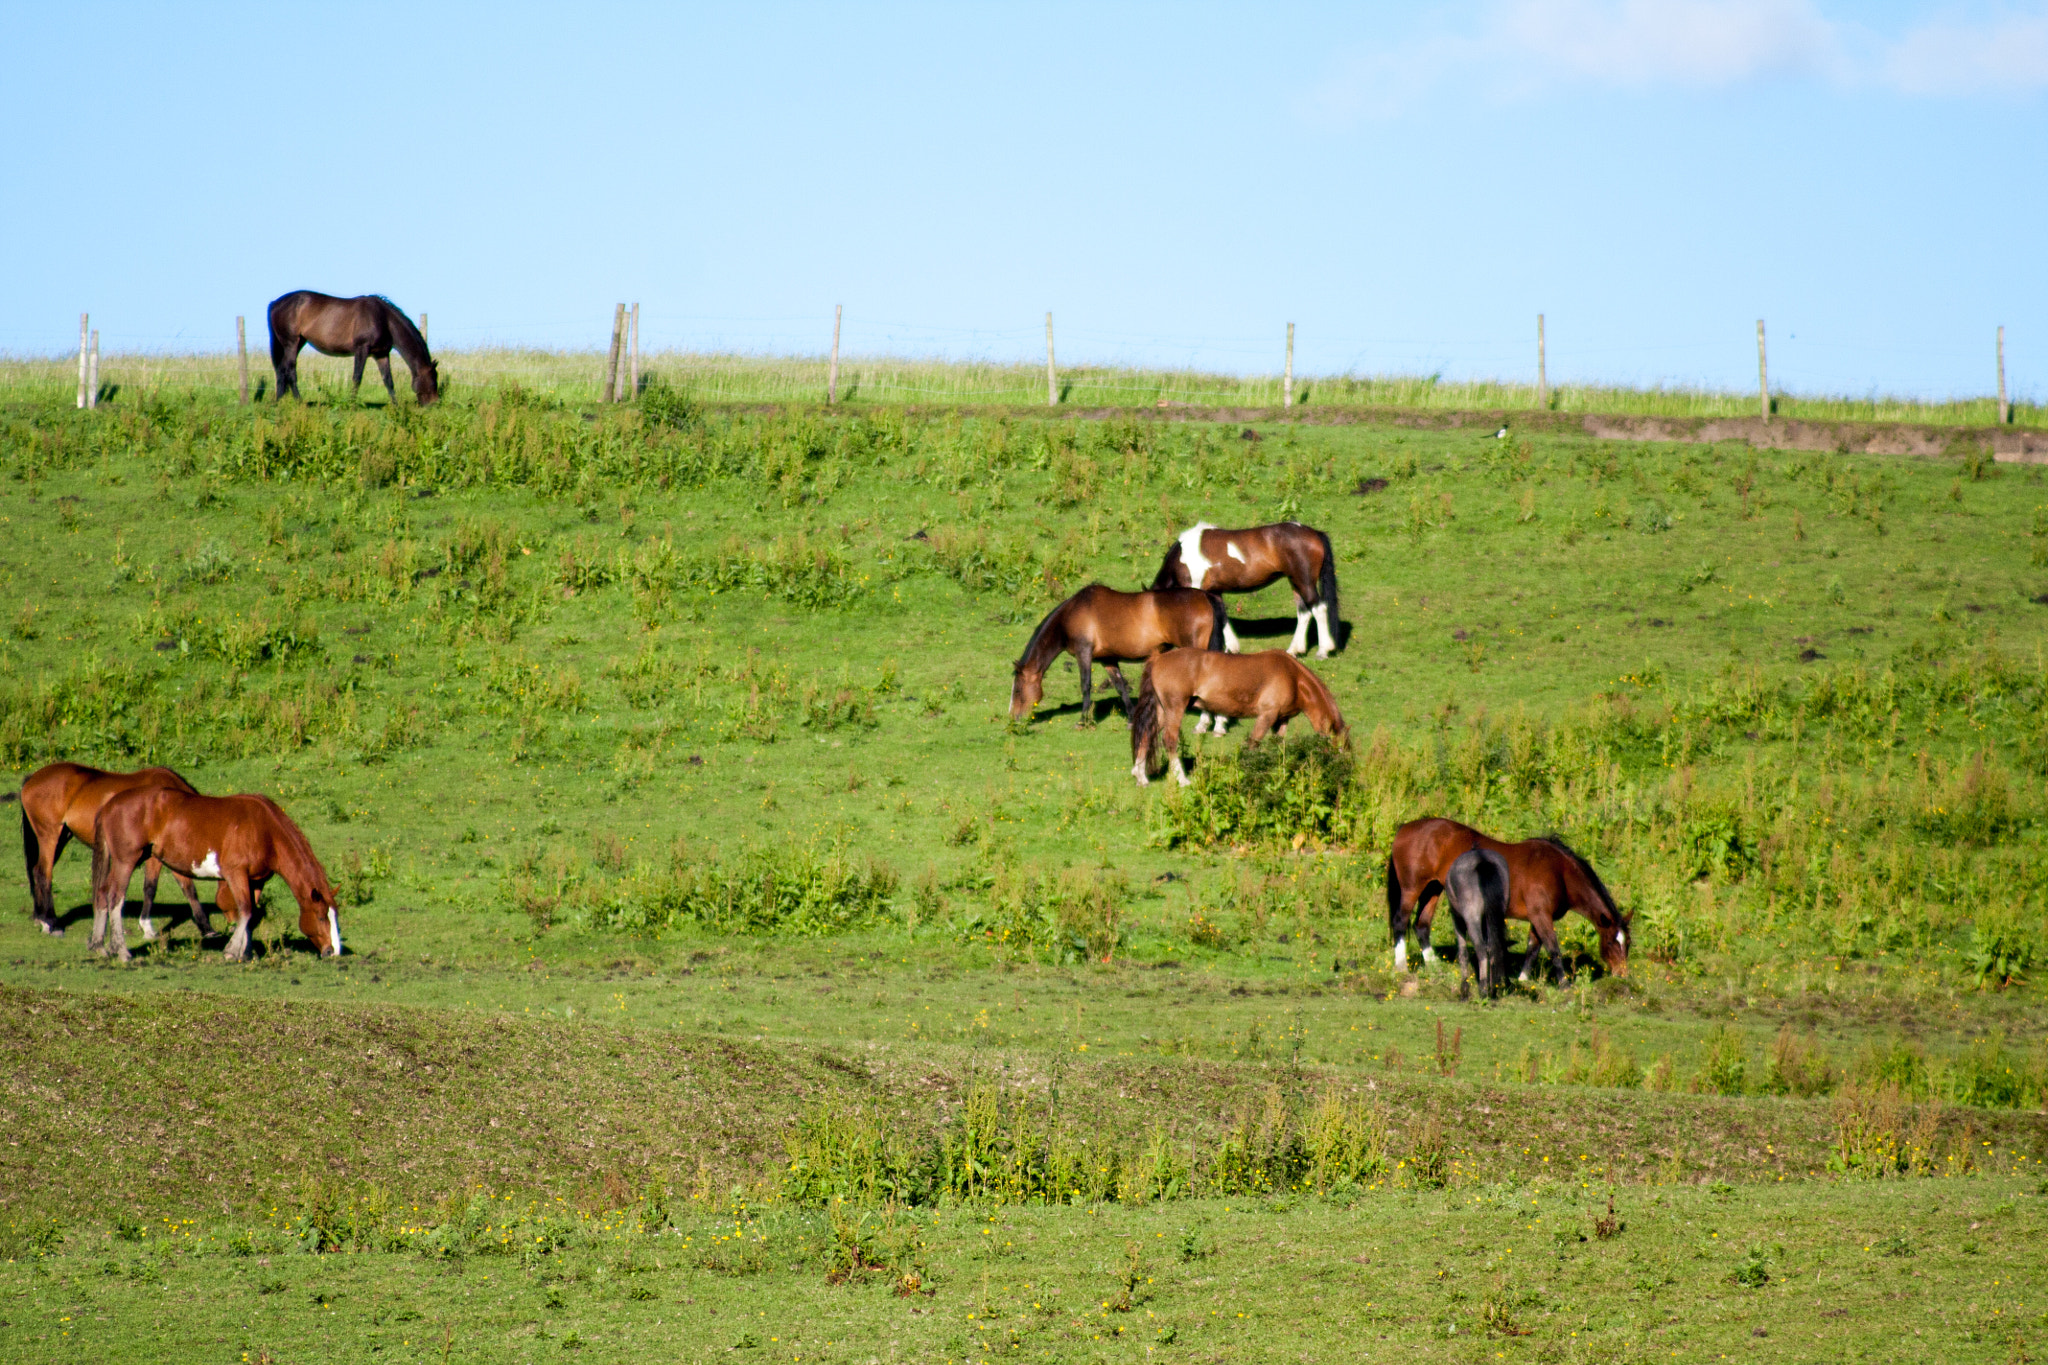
[
  {"x1": 1009, "y1": 663, "x2": 1042, "y2": 719},
  {"x1": 412, "y1": 358, "x2": 441, "y2": 406},
  {"x1": 298, "y1": 879, "x2": 345, "y2": 958}
]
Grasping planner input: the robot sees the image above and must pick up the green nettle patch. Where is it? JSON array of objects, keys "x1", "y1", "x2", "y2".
[
  {"x1": 505, "y1": 836, "x2": 899, "y2": 937},
  {"x1": 781, "y1": 1083, "x2": 1394, "y2": 1207}
]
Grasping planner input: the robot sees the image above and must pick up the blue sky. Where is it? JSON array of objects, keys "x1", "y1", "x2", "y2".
[{"x1": 5, "y1": 2, "x2": 2044, "y2": 398}]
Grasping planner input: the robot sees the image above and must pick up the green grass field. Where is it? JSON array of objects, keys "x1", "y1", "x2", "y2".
[
  {"x1": 0, "y1": 381, "x2": 2044, "y2": 1362},
  {"x1": 5, "y1": 345, "x2": 2040, "y2": 427}
]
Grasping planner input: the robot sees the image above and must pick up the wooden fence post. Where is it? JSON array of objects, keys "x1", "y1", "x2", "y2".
[
  {"x1": 603, "y1": 303, "x2": 625, "y2": 403},
  {"x1": 1045, "y1": 312, "x2": 1057, "y2": 407},
  {"x1": 420, "y1": 313, "x2": 429, "y2": 348},
  {"x1": 1756, "y1": 319, "x2": 1769, "y2": 423},
  {"x1": 237, "y1": 316, "x2": 251, "y2": 405},
  {"x1": 828, "y1": 304, "x2": 842, "y2": 404},
  {"x1": 1998, "y1": 325, "x2": 2009, "y2": 425},
  {"x1": 76, "y1": 313, "x2": 89, "y2": 409},
  {"x1": 87, "y1": 330, "x2": 99, "y2": 409},
  {"x1": 629, "y1": 303, "x2": 640, "y2": 400},
  {"x1": 1282, "y1": 322, "x2": 1295, "y2": 408},
  {"x1": 1536, "y1": 313, "x2": 1547, "y2": 409}
]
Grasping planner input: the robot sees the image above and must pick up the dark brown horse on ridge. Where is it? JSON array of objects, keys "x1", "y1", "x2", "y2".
[
  {"x1": 1011, "y1": 585, "x2": 1228, "y2": 724},
  {"x1": 1384, "y1": 816, "x2": 1629, "y2": 982},
  {"x1": 11, "y1": 762, "x2": 208, "y2": 939},
  {"x1": 1151, "y1": 521, "x2": 1339, "y2": 657},
  {"x1": 92, "y1": 789, "x2": 343, "y2": 962},
  {"x1": 268, "y1": 291, "x2": 440, "y2": 405},
  {"x1": 1127, "y1": 648, "x2": 1347, "y2": 786}
]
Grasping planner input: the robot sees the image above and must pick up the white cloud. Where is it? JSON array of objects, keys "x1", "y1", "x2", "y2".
[
  {"x1": 1300, "y1": 1, "x2": 2048, "y2": 121},
  {"x1": 1496, "y1": 0, "x2": 1843, "y2": 87},
  {"x1": 1884, "y1": 12, "x2": 2048, "y2": 94}
]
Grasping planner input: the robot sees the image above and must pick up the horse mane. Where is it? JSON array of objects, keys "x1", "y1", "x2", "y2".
[
  {"x1": 1149, "y1": 543, "x2": 1182, "y2": 591},
  {"x1": 1535, "y1": 834, "x2": 1624, "y2": 925},
  {"x1": 1286, "y1": 656, "x2": 1346, "y2": 738},
  {"x1": 374, "y1": 296, "x2": 432, "y2": 360},
  {"x1": 1013, "y1": 591, "x2": 1077, "y2": 674},
  {"x1": 253, "y1": 795, "x2": 336, "y2": 902}
]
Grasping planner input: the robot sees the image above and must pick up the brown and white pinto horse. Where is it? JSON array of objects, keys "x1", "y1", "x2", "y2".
[
  {"x1": 268, "y1": 290, "x2": 440, "y2": 405},
  {"x1": 1128, "y1": 648, "x2": 1347, "y2": 786},
  {"x1": 1150, "y1": 521, "x2": 1339, "y2": 657},
  {"x1": 13, "y1": 762, "x2": 208, "y2": 939},
  {"x1": 91, "y1": 789, "x2": 343, "y2": 962},
  {"x1": 1384, "y1": 817, "x2": 1629, "y2": 982},
  {"x1": 1011, "y1": 584, "x2": 1228, "y2": 724}
]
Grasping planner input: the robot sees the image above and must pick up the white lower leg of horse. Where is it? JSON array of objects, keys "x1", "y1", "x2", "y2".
[
  {"x1": 1193, "y1": 712, "x2": 1210, "y2": 734},
  {"x1": 1394, "y1": 938, "x2": 1408, "y2": 971},
  {"x1": 1420, "y1": 942, "x2": 1438, "y2": 965},
  {"x1": 1212, "y1": 715, "x2": 1229, "y2": 733},
  {"x1": 1312, "y1": 602, "x2": 1334, "y2": 657},
  {"x1": 1173, "y1": 755, "x2": 1191, "y2": 787},
  {"x1": 139, "y1": 913, "x2": 156, "y2": 941},
  {"x1": 1222, "y1": 623, "x2": 1241, "y2": 653},
  {"x1": 1131, "y1": 758, "x2": 1150, "y2": 787},
  {"x1": 1288, "y1": 609, "x2": 1311, "y2": 654}
]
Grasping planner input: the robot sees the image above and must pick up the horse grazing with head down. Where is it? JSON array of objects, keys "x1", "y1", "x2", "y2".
[
  {"x1": 1011, "y1": 584, "x2": 1228, "y2": 724},
  {"x1": 268, "y1": 291, "x2": 439, "y2": 405},
  {"x1": 12, "y1": 762, "x2": 209, "y2": 939},
  {"x1": 1384, "y1": 816, "x2": 1629, "y2": 982},
  {"x1": 1150, "y1": 521, "x2": 1339, "y2": 657},
  {"x1": 91, "y1": 789, "x2": 343, "y2": 962},
  {"x1": 1127, "y1": 648, "x2": 1348, "y2": 786}
]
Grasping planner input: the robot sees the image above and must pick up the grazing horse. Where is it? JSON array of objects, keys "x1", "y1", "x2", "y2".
[
  {"x1": 1443, "y1": 847, "x2": 1510, "y2": 999},
  {"x1": 12, "y1": 763, "x2": 208, "y2": 939},
  {"x1": 1384, "y1": 817, "x2": 1628, "y2": 982},
  {"x1": 1011, "y1": 584, "x2": 1228, "y2": 724},
  {"x1": 91, "y1": 789, "x2": 343, "y2": 962},
  {"x1": 268, "y1": 291, "x2": 440, "y2": 406},
  {"x1": 1128, "y1": 648, "x2": 1347, "y2": 786},
  {"x1": 1150, "y1": 521, "x2": 1340, "y2": 657}
]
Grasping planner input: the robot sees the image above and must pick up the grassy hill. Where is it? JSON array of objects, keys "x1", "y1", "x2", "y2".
[{"x1": 0, "y1": 382, "x2": 2042, "y2": 1361}]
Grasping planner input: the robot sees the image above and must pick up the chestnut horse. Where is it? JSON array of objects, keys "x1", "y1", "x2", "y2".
[
  {"x1": 268, "y1": 291, "x2": 439, "y2": 405},
  {"x1": 91, "y1": 789, "x2": 343, "y2": 962},
  {"x1": 1127, "y1": 648, "x2": 1347, "y2": 786},
  {"x1": 1150, "y1": 521, "x2": 1339, "y2": 657},
  {"x1": 1384, "y1": 817, "x2": 1628, "y2": 982},
  {"x1": 1011, "y1": 584, "x2": 1228, "y2": 724},
  {"x1": 12, "y1": 763, "x2": 208, "y2": 939}
]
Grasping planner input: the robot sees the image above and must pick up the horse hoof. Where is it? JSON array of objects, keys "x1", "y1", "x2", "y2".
[{"x1": 36, "y1": 921, "x2": 62, "y2": 937}]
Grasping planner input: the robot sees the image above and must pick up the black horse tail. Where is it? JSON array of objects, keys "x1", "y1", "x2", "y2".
[
  {"x1": 1205, "y1": 592, "x2": 1228, "y2": 651},
  {"x1": 1314, "y1": 527, "x2": 1339, "y2": 623},
  {"x1": 1383, "y1": 854, "x2": 1404, "y2": 940},
  {"x1": 1150, "y1": 543, "x2": 1184, "y2": 591},
  {"x1": 1129, "y1": 664, "x2": 1162, "y2": 770}
]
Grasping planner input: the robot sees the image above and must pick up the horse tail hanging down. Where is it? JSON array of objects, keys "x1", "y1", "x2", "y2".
[
  {"x1": 1204, "y1": 592, "x2": 1229, "y2": 651},
  {"x1": 1313, "y1": 527, "x2": 1339, "y2": 632},
  {"x1": 1128, "y1": 665, "x2": 1164, "y2": 768}
]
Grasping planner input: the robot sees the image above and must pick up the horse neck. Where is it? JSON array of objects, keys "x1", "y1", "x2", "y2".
[
  {"x1": 383, "y1": 303, "x2": 431, "y2": 364},
  {"x1": 269, "y1": 819, "x2": 329, "y2": 908},
  {"x1": 1560, "y1": 856, "x2": 1614, "y2": 928},
  {"x1": 1019, "y1": 605, "x2": 1071, "y2": 678}
]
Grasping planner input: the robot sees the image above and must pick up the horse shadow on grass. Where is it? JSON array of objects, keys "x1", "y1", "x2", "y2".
[
  {"x1": 53, "y1": 898, "x2": 258, "y2": 957},
  {"x1": 1228, "y1": 614, "x2": 1353, "y2": 652}
]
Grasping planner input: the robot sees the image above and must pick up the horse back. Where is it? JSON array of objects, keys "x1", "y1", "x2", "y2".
[{"x1": 1390, "y1": 817, "x2": 1484, "y2": 890}]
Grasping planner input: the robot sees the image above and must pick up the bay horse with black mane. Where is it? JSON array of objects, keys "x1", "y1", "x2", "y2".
[
  {"x1": 1011, "y1": 584, "x2": 1228, "y2": 724},
  {"x1": 10, "y1": 762, "x2": 208, "y2": 939},
  {"x1": 1151, "y1": 521, "x2": 1339, "y2": 657},
  {"x1": 1128, "y1": 648, "x2": 1347, "y2": 786},
  {"x1": 91, "y1": 789, "x2": 343, "y2": 962},
  {"x1": 268, "y1": 291, "x2": 440, "y2": 405},
  {"x1": 1385, "y1": 817, "x2": 1629, "y2": 982}
]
